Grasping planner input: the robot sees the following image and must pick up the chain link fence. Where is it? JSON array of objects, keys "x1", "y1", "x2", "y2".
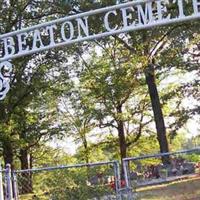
[
  {"x1": 13, "y1": 161, "x2": 121, "y2": 200},
  {"x1": 123, "y1": 148, "x2": 200, "y2": 200},
  {"x1": 1, "y1": 148, "x2": 200, "y2": 200},
  {"x1": 0, "y1": 164, "x2": 18, "y2": 200}
]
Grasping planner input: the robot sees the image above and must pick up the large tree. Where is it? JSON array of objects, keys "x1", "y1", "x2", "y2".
[
  {"x1": 77, "y1": 41, "x2": 152, "y2": 164},
  {"x1": 52, "y1": 0, "x2": 200, "y2": 166},
  {"x1": 0, "y1": 0, "x2": 73, "y2": 168}
]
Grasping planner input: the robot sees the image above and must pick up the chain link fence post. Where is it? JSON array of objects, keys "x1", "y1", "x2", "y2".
[
  {"x1": 5, "y1": 164, "x2": 12, "y2": 200},
  {"x1": 123, "y1": 159, "x2": 135, "y2": 200},
  {"x1": 0, "y1": 162, "x2": 4, "y2": 200},
  {"x1": 113, "y1": 161, "x2": 122, "y2": 200},
  {"x1": 12, "y1": 173, "x2": 18, "y2": 200}
]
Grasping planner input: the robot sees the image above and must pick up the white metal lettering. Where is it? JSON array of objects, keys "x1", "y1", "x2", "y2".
[
  {"x1": 46, "y1": 25, "x2": 57, "y2": 46},
  {"x1": 61, "y1": 21, "x2": 75, "y2": 41},
  {"x1": 1, "y1": 0, "x2": 200, "y2": 62},
  {"x1": 3, "y1": 37, "x2": 15, "y2": 57},
  {"x1": 17, "y1": 32, "x2": 30, "y2": 53},
  {"x1": 0, "y1": 0, "x2": 200, "y2": 100},
  {"x1": 32, "y1": 29, "x2": 45, "y2": 50},
  {"x1": 137, "y1": 2, "x2": 154, "y2": 25},
  {"x1": 121, "y1": 7, "x2": 135, "y2": 28},
  {"x1": 175, "y1": 0, "x2": 185, "y2": 17},
  {"x1": 193, "y1": 0, "x2": 200, "y2": 14},
  {"x1": 76, "y1": 17, "x2": 90, "y2": 38},
  {"x1": 104, "y1": 10, "x2": 118, "y2": 31},
  {"x1": 156, "y1": 0, "x2": 171, "y2": 21}
]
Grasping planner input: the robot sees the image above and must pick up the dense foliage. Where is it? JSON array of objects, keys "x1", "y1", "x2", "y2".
[{"x1": 0, "y1": 0, "x2": 199, "y2": 180}]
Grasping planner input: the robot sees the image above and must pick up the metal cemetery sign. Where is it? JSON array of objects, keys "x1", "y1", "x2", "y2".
[{"x1": 0, "y1": 0, "x2": 200, "y2": 100}]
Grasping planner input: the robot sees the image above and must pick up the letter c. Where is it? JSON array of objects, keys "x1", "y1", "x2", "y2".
[{"x1": 104, "y1": 10, "x2": 118, "y2": 32}]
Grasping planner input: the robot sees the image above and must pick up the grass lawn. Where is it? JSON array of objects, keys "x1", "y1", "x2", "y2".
[
  {"x1": 20, "y1": 176, "x2": 200, "y2": 200},
  {"x1": 137, "y1": 176, "x2": 200, "y2": 200},
  {"x1": 20, "y1": 193, "x2": 48, "y2": 200}
]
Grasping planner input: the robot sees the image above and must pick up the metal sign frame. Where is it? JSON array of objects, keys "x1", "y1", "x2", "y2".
[{"x1": 0, "y1": 0, "x2": 200, "y2": 99}]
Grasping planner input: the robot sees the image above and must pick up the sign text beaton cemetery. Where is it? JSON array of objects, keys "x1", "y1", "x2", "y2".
[{"x1": 0, "y1": 0, "x2": 200, "y2": 99}]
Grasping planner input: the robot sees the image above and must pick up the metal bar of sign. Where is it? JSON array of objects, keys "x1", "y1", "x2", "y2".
[
  {"x1": 0, "y1": 0, "x2": 200, "y2": 99},
  {"x1": 1, "y1": 0, "x2": 200, "y2": 62}
]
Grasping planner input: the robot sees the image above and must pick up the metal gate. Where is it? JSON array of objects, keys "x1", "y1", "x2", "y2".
[
  {"x1": 1, "y1": 161, "x2": 123, "y2": 200},
  {"x1": 1, "y1": 148, "x2": 200, "y2": 200},
  {"x1": 123, "y1": 148, "x2": 200, "y2": 200}
]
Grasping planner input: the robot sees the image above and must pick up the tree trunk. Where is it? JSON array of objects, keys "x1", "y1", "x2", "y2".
[
  {"x1": 82, "y1": 134, "x2": 89, "y2": 164},
  {"x1": 116, "y1": 105, "x2": 127, "y2": 164},
  {"x1": 3, "y1": 140, "x2": 14, "y2": 168},
  {"x1": 145, "y1": 64, "x2": 170, "y2": 165},
  {"x1": 19, "y1": 149, "x2": 33, "y2": 194}
]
